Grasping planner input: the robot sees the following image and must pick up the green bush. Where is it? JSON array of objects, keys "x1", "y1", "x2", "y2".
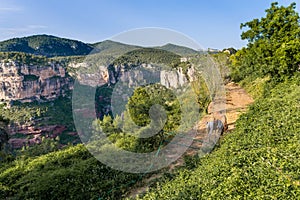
[
  {"x1": 139, "y1": 74, "x2": 300, "y2": 199},
  {"x1": 0, "y1": 144, "x2": 141, "y2": 199},
  {"x1": 230, "y1": 3, "x2": 300, "y2": 82},
  {"x1": 23, "y1": 74, "x2": 39, "y2": 81}
]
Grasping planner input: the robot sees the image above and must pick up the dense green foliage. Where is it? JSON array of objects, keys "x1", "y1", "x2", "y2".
[
  {"x1": 0, "y1": 35, "x2": 199, "y2": 61},
  {"x1": 0, "y1": 95, "x2": 74, "y2": 128},
  {"x1": 0, "y1": 34, "x2": 93, "y2": 57},
  {"x1": 91, "y1": 40, "x2": 141, "y2": 56},
  {"x1": 0, "y1": 52, "x2": 49, "y2": 65},
  {"x1": 92, "y1": 40, "x2": 198, "y2": 56},
  {"x1": 211, "y1": 52, "x2": 231, "y2": 80},
  {"x1": 19, "y1": 137, "x2": 61, "y2": 158},
  {"x1": 23, "y1": 74, "x2": 39, "y2": 81},
  {"x1": 93, "y1": 84, "x2": 183, "y2": 153},
  {"x1": 0, "y1": 95, "x2": 78, "y2": 156},
  {"x1": 94, "y1": 74, "x2": 209, "y2": 153},
  {"x1": 138, "y1": 73, "x2": 300, "y2": 200},
  {"x1": 157, "y1": 43, "x2": 198, "y2": 56},
  {"x1": 2, "y1": 3, "x2": 299, "y2": 199},
  {"x1": 137, "y1": 2, "x2": 300, "y2": 199},
  {"x1": 0, "y1": 144, "x2": 141, "y2": 200},
  {"x1": 0, "y1": 103, "x2": 41, "y2": 124},
  {"x1": 0, "y1": 39, "x2": 212, "y2": 199},
  {"x1": 0, "y1": 128, "x2": 8, "y2": 151},
  {"x1": 230, "y1": 2, "x2": 300, "y2": 82},
  {"x1": 128, "y1": 85, "x2": 180, "y2": 130},
  {"x1": 113, "y1": 48, "x2": 181, "y2": 67}
]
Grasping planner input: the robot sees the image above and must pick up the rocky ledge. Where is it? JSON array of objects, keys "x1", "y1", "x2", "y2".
[{"x1": 0, "y1": 60, "x2": 73, "y2": 103}]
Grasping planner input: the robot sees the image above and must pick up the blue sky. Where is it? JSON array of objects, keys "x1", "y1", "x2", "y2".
[{"x1": 0, "y1": 0, "x2": 299, "y2": 49}]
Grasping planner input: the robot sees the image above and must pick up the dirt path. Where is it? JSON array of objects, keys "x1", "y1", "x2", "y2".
[
  {"x1": 193, "y1": 82, "x2": 253, "y2": 153},
  {"x1": 126, "y1": 82, "x2": 254, "y2": 198},
  {"x1": 222, "y1": 82, "x2": 254, "y2": 131}
]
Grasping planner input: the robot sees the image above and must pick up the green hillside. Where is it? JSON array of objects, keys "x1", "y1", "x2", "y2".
[
  {"x1": 0, "y1": 35, "x2": 199, "y2": 59},
  {"x1": 138, "y1": 75, "x2": 300, "y2": 199},
  {"x1": 91, "y1": 40, "x2": 141, "y2": 56},
  {"x1": 137, "y1": 2, "x2": 300, "y2": 199},
  {"x1": 158, "y1": 43, "x2": 198, "y2": 56},
  {"x1": 112, "y1": 48, "x2": 181, "y2": 67},
  {"x1": 0, "y1": 51, "x2": 49, "y2": 65},
  {"x1": 0, "y1": 2, "x2": 299, "y2": 200},
  {"x1": 91, "y1": 41, "x2": 199, "y2": 56},
  {"x1": 0, "y1": 144, "x2": 141, "y2": 200},
  {"x1": 0, "y1": 34, "x2": 93, "y2": 57}
]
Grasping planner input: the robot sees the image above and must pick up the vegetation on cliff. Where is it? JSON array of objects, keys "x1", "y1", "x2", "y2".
[
  {"x1": 0, "y1": 2, "x2": 299, "y2": 199},
  {"x1": 112, "y1": 48, "x2": 181, "y2": 67},
  {"x1": 0, "y1": 52, "x2": 49, "y2": 65},
  {"x1": 137, "y1": 2, "x2": 300, "y2": 199}
]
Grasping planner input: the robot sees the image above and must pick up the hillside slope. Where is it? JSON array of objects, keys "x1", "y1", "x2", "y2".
[
  {"x1": 91, "y1": 40, "x2": 141, "y2": 56},
  {"x1": 0, "y1": 35, "x2": 93, "y2": 57},
  {"x1": 0, "y1": 34, "x2": 200, "y2": 59},
  {"x1": 158, "y1": 43, "x2": 198, "y2": 56},
  {"x1": 138, "y1": 74, "x2": 300, "y2": 200}
]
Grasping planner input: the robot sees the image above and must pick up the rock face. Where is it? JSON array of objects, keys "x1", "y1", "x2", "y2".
[
  {"x1": 111, "y1": 64, "x2": 197, "y2": 88},
  {"x1": 160, "y1": 68, "x2": 188, "y2": 88},
  {"x1": 71, "y1": 62, "x2": 197, "y2": 89},
  {"x1": 0, "y1": 60, "x2": 73, "y2": 102},
  {"x1": 8, "y1": 124, "x2": 67, "y2": 149}
]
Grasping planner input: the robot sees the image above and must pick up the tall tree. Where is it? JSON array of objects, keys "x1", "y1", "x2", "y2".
[{"x1": 231, "y1": 2, "x2": 300, "y2": 81}]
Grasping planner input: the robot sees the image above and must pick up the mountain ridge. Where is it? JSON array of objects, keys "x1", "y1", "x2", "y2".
[
  {"x1": 0, "y1": 34, "x2": 94, "y2": 57},
  {"x1": 0, "y1": 34, "x2": 200, "y2": 57}
]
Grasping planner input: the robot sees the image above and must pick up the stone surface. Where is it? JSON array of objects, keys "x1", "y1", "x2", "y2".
[
  {"x1": 0, "y1": 60, "x2": 73, "y2": 102},
  {"x1": 8, "y1": 124, "x2": 67, "y2": 149},
  {"x1": 70, "y1": 62, "x2": 197, "y2": 89}
]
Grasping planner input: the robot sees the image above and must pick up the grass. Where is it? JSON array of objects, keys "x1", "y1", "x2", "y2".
[{"x1": 137, "y1": 74, "x2": 300, "y2": 199}]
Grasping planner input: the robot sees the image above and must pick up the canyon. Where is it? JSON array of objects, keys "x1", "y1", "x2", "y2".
[
  {"x1": 70, "y1": 62, "x2": 197, "y2": 89},
  {"x1": 0, "y1": 60, "x2": 73, "y2": 103},
  {"x1": 1, "y1": 59, "x2": 199, "y2": 149}
]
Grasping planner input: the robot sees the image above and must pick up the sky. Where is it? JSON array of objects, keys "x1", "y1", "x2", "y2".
[{"x1": 0, "y1": 0, "x2": 299, "y2": 50}]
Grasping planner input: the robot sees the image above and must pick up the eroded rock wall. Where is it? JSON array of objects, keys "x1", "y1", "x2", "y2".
[{"x1": 0, "y1": 61, "x2": 73, "y2": 102}]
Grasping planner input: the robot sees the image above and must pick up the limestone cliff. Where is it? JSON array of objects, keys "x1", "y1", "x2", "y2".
[
  {"x1": 70, "y1": 62, "x2": 197, "y2": 88},
  {"x1": 0, "y1": 60, "x2": 73, "y2": 103}
]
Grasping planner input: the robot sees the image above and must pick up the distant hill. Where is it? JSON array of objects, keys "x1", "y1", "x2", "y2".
[
  {"x1": 91, "y1": 41, "x2": 198, "y2": 57},
  {"x1": 91, "y1": 40, "x2": 142, "y2": 56},
  {"x1": 112, "y1": 48, "x2": 181, "y2": 67},
  {"x1": 158, "y1": 43, "x2": 198, "y2": 56},
  {"x1": 0, "y1": 35, "x2": 93, "y2": 57},
  {"x1": 0, "y1": 35, "x2": 199, "y2": 58}
]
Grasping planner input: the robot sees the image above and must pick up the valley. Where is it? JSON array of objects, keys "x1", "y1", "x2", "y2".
[{"x1": 0, "y1": 2, "x2": 300, "y2": 199}]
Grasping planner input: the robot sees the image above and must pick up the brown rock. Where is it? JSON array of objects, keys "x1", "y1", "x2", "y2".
[{"x1": 0, "y1": 60, "x2": 73, "y2": 102}]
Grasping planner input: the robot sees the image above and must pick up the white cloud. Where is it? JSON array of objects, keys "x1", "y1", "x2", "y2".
[{"x1": 0, "y1": 7, "x2": 21, "y2": 12}]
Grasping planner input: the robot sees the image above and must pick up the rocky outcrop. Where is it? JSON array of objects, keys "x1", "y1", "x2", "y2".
[
  {"x1": 160, "y1": 68, "x2": 188, "y2": 88},
  {"x1": 68, "y1": 62, "x2": 109, "y2": 87},
  {"x1": 70, "y1": 62, "x2": 197, "y2": 89},
  {"x1": 0, "y1": 60, "x2": 73, "y2": 103},
  {"x1": 8, "y1": 124, "x2": 67, "y2": 149}
]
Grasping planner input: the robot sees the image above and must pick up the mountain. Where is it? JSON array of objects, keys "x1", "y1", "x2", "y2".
[
  {"x1": 158, "y1": 43, "x2": 198, "y2": 55},
  {"x1": 0, "y1": 34, "x2": 93, "y2": 57},
  {"x1": 0, "y1": 35, "x2": 200, "y2": 58},
  {"x1": 112, "y1": 48, "x2": 181, "y2": 66},
  {"x1": 91, "y1": 40, "x2": 142, "y2": 56},
  {"x1": 91, "y1": 41, "x2": 199, "y2": 57}
]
